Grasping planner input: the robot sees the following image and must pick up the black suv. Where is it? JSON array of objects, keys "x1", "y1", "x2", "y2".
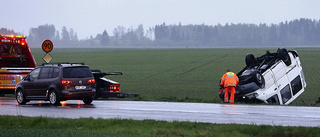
[{"x1": 15, "y1": 63, "x2": 96, "y2": 105}]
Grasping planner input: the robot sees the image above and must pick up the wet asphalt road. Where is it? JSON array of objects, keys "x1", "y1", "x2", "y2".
[{"x1": 0, "y1": 97, "x2": 320, "y2": 127}]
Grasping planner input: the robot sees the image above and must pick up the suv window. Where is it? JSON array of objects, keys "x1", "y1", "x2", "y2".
[
  {"x1": 280, "y1": 84, "x2": 292, "y2": 104},
  {"x1": 267, "y1": 94, "x2": 280, "y2": 105},
  {"x1": 39, "y1": 67, "x2": 51, "y2": 79},
  {"x1": 291, "y1": 75, "x2": 302, "y2": 96},
  {"x1": 29, "y1": 68, "x2": 40, "y2": 81},
  {"x1": 52, "y1": 68, "x2": 60, "y2": 78},
  {"x1": 63, "y1": 67, "x2": 92, "y2": 78},
  {"x1": 39, "y1": 67, "x2": 60, "y2": 79}
]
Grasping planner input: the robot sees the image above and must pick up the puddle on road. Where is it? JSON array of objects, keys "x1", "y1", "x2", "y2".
[
  {"x1": 0, "y1": 98, "x2": 95, "y2": 108},
  {"x1": 21, "y1": 101, "x2": 96, "y2": 108}
]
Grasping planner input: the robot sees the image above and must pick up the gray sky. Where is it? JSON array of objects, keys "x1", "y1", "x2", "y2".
[{"x1": 2, "y1": 0, "x2": 319, "y2": 39}]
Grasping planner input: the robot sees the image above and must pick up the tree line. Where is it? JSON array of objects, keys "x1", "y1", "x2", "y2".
[
  {"x1": 1, "y1": 18, "x2": 319, "y2": 48},
  {"x1": 154, "y1": 18, "x2": 320, "y2": 47}
]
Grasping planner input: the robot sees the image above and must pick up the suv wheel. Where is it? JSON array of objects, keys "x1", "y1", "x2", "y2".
[
  {"x1": 245, "y1": 53, "x2": 255, "y2": 68},
  {"x1": 251, "y1": 71, "x2": 265, "y2": 88},
  {"x1": 279, "y1": 48, "x2": 291, "y2": 66},
  {"x1": 49, "y1": 90, "x2": 60, "y2": 105},
  {"x1": 83, "y1": 98, "x2": 93, "y2": 105},
  {"x1": 16, "y1": 89, "x2": 27, "y2": 105}
]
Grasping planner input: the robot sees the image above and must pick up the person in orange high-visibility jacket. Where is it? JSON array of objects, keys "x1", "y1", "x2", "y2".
[{"x1": 220, "y1": 69, "x2": 239, "y2": 103}]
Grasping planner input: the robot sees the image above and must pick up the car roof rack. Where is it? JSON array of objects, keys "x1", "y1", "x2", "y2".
[{"x1": 41, "y1": 62, "x2": 85, "y2": 66}]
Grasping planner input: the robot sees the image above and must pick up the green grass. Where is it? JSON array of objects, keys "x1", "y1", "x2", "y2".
[
  {"x1": 3, "y1": 48, "x2": 320, "y2": 136},
  {"x1": 29, "y1": 48, "x2": 320, "y2": 106},
  {"x1": 0, "y1": 115, "x2": 319, "y2": 137}
]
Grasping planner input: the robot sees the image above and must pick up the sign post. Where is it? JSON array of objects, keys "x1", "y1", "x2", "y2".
[{"x1": 42, "y1": 40, "x2": 53, "y2": 63}]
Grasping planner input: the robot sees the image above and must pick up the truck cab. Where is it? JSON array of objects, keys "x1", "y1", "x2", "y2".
[{"x1": 0, "y1": 34, "x2": 36, "y2": 95}]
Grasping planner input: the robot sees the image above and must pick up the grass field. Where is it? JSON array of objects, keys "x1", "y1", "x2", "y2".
[
  {"x1": 30, "y1": 47, "x2": 320, "y2": 106},
  {"x1": 1, "y1": 115, "x2": 319, "y2": 137}
]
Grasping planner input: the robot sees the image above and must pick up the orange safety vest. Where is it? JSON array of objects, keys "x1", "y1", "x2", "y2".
[{"x1": 220, "y1": 72, "x2": 239, "y2": 87}]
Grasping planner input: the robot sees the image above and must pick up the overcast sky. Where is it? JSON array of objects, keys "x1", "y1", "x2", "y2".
[{"x1": 2, "y1": 0, "x2": 319, "y2": 39}]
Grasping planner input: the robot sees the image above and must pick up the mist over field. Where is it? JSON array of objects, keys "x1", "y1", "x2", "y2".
[
  {"x1": 2, "y1": 0, "x2": 320, "y2": 48},
  {"x1": 1, "y1": 18, "x2": 320, "y2": 48}
]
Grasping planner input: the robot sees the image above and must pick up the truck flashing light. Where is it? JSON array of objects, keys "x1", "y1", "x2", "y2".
[
  {"x1": 0, "y1": 35, "x2": 27, "y2": 46},
  {"x1": 109, "y1": 85, "x2": 120, "y2": 92},
  {"x1": 0, "y1": 34, "x2": 26, "y2": 38},
  {"x1": 20, "y1": 39, "x2": 26, "y2": 46}
]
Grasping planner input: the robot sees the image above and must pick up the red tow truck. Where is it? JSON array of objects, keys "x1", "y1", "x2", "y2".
[{"x1": 0, "y1": 34, "x2": 36, "y2": 96}]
